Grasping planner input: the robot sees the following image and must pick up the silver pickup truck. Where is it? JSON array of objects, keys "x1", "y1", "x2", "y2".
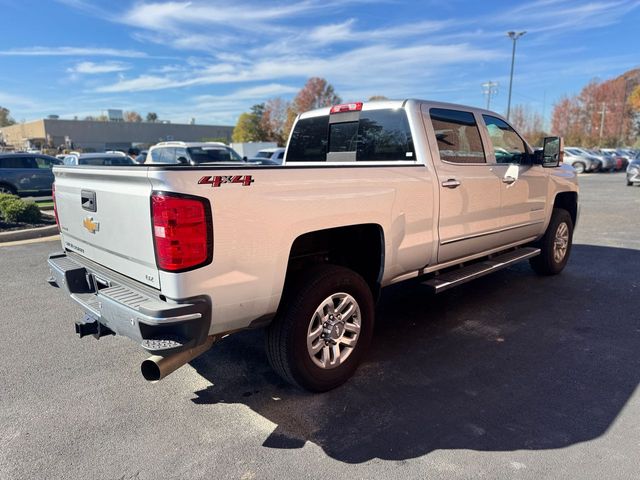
[{"x1": 48, "y1": 99, "x2": 578, "y2": 392}]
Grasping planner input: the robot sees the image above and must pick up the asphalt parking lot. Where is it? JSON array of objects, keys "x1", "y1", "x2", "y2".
[{"x1": 1, "y1": 172, "x2": 639, "y2": 480}]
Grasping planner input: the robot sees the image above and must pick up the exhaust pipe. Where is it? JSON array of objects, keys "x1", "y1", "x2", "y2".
[{"x1": 141, "y1": 335, "x2": 217, "y2": 382}]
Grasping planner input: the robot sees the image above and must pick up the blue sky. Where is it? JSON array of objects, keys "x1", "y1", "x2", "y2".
[{"x1": 0, "y1": 0, "x2": 639, "y2": 126}]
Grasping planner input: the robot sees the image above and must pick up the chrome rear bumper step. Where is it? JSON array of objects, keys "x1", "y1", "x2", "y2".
[{"x1": 423, "y1": 247, "x2": 540, "y2": 293}]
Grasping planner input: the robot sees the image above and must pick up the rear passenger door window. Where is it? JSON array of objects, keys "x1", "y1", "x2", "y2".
[
  {"x1": 429, "y1": 109, "x2": 486, "y2": 164},
  {"x1": 482, "y1": 115, "x2": 528, "y2": 164}
]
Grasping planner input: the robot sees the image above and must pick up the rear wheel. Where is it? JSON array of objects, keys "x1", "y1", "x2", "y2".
[
  {"x1": 530, "y1": 208, "x2": 573, "y2": 276},
  {"x1": 266, "y1": 265, "x2": 374, "y2": 392},
  {"x1": 0, "y1": 183, "x2": 17, "y2": 195}
]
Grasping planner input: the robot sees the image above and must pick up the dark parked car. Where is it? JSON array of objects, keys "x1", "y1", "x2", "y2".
[{"x1": 0, "y1": 153, "x2": 61, "y2": 196}]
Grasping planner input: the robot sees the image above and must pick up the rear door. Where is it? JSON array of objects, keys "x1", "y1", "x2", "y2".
[
  {"x1": 422, "y1": 106, "x2": 503, "y2": 263},
  {"x1": 54, "y1": 166, "x2": 160, "y2": 288}
]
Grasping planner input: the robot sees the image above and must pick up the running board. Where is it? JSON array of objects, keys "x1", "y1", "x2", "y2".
[{"x1": 423, "y1": 247, "x2": 540, "y2": 293}]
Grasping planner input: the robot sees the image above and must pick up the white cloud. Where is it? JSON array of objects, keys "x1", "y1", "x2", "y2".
[
  {"x1": 67, "y1": 61, "x2": 131, "y2": 74},
  {"x1": 95, "y1": 42, "x2": 503, "y2": 93},
  {"x1": 0, "y1": 46, "x2": 147, "y2": 58}
]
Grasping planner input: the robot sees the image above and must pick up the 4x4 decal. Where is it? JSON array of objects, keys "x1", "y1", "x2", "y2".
[{"x1": 198, "y1": 175, "x2": 254, "y2": 187}]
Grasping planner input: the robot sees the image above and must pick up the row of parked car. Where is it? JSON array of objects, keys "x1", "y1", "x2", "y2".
[
  {"x1": 563, "y1": 147, "x2": 638, "y2": 174},
  {"x1": 1, "y1": 142, "x2": 638, "y2": 197},
  {"x1": 0, "y1": 144, "x2": 286, "y2": 196}
]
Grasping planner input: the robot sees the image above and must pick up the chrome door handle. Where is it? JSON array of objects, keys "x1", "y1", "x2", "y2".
[
  {"x1": 441, "y1": 179, "x2": 461, "y2": 189},
  {"x1": 502, "y1": 176, "x2": 516, "y2": 185}
]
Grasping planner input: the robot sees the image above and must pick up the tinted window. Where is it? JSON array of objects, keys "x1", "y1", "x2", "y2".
[
  {"x1": 483, "y1": 115, "x2": 527, "y2": 164},
  {"x1": 430, "y1": 109, "x2": 486, "y2": 164},
  {"x1": 78, "y1": 156, "x2": 133, "y2": 166},
  {"x1": 276, "y1": 151, "x2": 284, "y2": 159},
  {"x1": 2, "y1": 156, "x2": 38, "y2": 168},
  {"x1": 187, "y1": 147, "x2": 242, "y2": 164},
  {"x1": 255, "y1": 151, "x2": 272, "y2": 159},
  {"x1": 288, "y1": 109, "x2": 414, "y2": 162},
  {"x1": 287, "y1": 116, "x2": 329, "y2": 162},
  {"x1": 0, "y1": 157, "x2": 27, "y2": 168},
  {"x1": 329, "y1": 122, "x2": 359, "y2": 153},
  {"x1": 357, "y1": 109, "x2": 414, "y2": 161}
]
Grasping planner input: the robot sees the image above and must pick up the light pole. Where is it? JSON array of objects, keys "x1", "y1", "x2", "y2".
[{"x1": 506, "y1": 30, "x2": 526, "y2": 121}]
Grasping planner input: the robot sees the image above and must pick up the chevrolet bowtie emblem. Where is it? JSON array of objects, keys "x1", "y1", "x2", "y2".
[{"x1": 83, "y1": 216, "x2": 100, "y2": 234}]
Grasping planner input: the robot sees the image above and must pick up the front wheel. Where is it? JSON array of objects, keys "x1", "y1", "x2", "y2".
[
  {"x1": 266, "y1": 265, "x2": 375, "y2": 392},
  {"x1": 573, "y1": 162, "x2": 586, "y2": 174},
  {"x1": 530, "y1": 208, "x2": 574, "y2": 276}
]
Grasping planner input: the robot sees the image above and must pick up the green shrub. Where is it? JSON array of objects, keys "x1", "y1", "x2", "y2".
[
  {"x1": 0, "y1": 193, "x2": 19, "y2": 211},
  {"x1": 0, "y1": 198, "x2": 42, "y2": 223}
]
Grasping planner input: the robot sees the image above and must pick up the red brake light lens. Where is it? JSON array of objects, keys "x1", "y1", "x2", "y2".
[
  {"x1": 151, "y1": 192, "x2": 212, "y2": 272},
  {"x1": 330, "y1": 102, "x2": 363, "y2": 114}
]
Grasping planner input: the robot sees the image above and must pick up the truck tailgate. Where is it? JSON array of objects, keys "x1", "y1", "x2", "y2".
[{"x1": 53, "y1": 166, "x2": 160, "y2": 289}]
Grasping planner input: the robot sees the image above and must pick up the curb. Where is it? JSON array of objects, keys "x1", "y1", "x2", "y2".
[{"x1": 0, "y1": 224, "x2": 60, "y2": 243}]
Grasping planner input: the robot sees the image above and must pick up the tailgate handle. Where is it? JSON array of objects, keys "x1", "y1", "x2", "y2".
[{"x1": 81, "y1": 190, "x2": 97, "y2": 212}]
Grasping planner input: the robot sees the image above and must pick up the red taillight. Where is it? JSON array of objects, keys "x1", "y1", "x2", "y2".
[
  {"x1": 151, "y1": 192, "x2": 212, "y2": 272},
  {"x1": 330, "y1": 102, "x2": 363, "y2": 114},
  {"x1": 52, "y1": 183, "x2": 60, "y2": 230}
]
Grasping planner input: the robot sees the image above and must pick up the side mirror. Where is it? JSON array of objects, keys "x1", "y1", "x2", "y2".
[
  {"x1": 542, "y1": 136, "x2": 564, "y2": 167},
  {"x1": 176, "y1": 156, "x2": 189, "y2": 165},
  {"x1": 242, "y1": 156, "x2": 248, "y2": 161}
]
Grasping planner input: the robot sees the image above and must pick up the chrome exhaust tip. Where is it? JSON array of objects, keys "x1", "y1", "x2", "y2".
[{"x1": 141, "y1": 336, "x2": 216, "y2": 382}]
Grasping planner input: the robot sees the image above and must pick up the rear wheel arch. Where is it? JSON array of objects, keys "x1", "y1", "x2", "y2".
[{"x1": 282, "y1": 224, "x2": 385, "y2": 301}]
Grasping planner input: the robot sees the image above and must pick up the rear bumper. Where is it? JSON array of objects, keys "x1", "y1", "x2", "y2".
[{"x1": 47, "y1": 251, "x2": 211, "y2": 355}]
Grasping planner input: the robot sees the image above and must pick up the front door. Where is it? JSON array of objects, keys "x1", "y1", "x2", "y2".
[
  {"x1": 422, "y1": 106, "x2": 503, "y2": 263},
  {"x1": 481, "y1": 114, "x2": 548, "y2": 244}
]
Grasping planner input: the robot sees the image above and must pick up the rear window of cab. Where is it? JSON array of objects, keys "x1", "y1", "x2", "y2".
[{"x1": 287, "y1": 108, "x2": 415, "y2": 162}]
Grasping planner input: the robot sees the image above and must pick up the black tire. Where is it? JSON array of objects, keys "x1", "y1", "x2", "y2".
[
  {"x1": 627, "y1": 180, "x2": 634, "y2": 186},
  {"x1": 530, "y1": 208, "x2": 573, "y2": 276},
  {"x1": 0, "y1": 183, "x2": 17, "y2": 195},
  {"x1": 266, "y1": 264, "x2": 375, "y2": 392}
]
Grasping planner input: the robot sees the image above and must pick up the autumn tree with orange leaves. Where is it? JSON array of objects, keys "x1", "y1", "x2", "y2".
[{"x1": 551, "y1": 69, "x2": 639, "y2": 147}]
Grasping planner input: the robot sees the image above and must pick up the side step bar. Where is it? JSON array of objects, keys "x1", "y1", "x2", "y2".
[{"x1": 423, "y1": 247, "x2": 540, "y2": 293}]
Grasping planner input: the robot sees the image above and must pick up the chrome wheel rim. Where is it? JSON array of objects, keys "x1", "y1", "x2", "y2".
[
  {"x1": 306, "y1": 292, "x2": 361, "y2": 370},
  {"x1": 553, "y1": 222, "x2": 569, "y2": 263}
]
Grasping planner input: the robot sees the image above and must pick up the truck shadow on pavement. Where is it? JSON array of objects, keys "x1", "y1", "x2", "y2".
[{"x1": 190, "y1": 244, "x2": 640, "y2": 463}]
